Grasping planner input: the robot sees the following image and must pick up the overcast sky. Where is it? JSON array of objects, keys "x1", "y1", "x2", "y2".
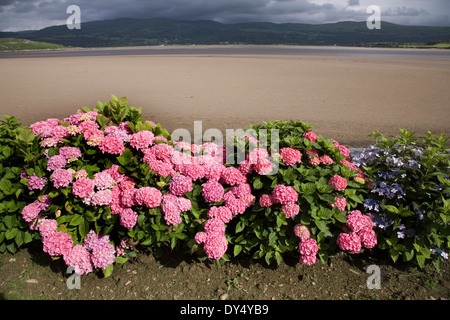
[{"x1": 0, "y1": 0, "x2": 448, "y2": 32}]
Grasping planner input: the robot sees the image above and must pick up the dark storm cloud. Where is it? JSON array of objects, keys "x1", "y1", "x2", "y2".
[{"x1": 0, "y1": 0, "x2": 448, "y2": 31}]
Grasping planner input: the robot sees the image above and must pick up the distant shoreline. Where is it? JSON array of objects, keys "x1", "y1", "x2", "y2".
[{"x1": 1, "y1": 44, "x2": 449, "y2": 59}]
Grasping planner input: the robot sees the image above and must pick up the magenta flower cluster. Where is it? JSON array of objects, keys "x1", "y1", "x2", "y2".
[{"x1": 336, "y1": 210, "x2": 377, "y2": 254}]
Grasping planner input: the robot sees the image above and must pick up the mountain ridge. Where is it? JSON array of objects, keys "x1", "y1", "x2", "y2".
[{"x1": 1, "y1": 17, "x2": 449, "y2": 48}]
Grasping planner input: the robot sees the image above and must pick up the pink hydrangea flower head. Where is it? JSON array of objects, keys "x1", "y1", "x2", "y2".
[
  {"x1": 280, "y1": 147, "x2": 302, "y2": 166},
  {"x1": 72, "y1": 178, "x2": 95, "y2": 199},
  {"x1": 98, "y1": 136, "x2": 125, "y2": 155},
  {"x1": 180, "y1": 163, "x2": 205, "y2": 181},
  {"x1": 339, "y1": 145, "x2": 351, "y2": 159},
  {"x1": 83, "y1": 230, "x2": 110, "y2": 252},
  {"x1": 21, "y1": 202, "x2": 42, "y2": 223},
  {"x1": 331, "y1": 196, "x2": 347, "y2": 212},
  {"x1": 328, "y1": 175, "x2": 347, "y2": 191},
  {"x1": 238, "y1": 160, "x2": 253, "y2": 175},
  {"x1": 169, "y1": 174, "x2": 193, "y2": 196},
  {"x1": 195, "y1": 232, "x2": 207, "y2": 244},
  {"x1": 358, "y1": 228, "x2": 377, "y2": 249},
  {"x1": 346, "y1": 210, "x2": 373, "y2": 232},
  {"x1": 59, "y1": 146, "x2": 82, "y2": 161},
  {"x1": 90, "y1": 242, "x2": 116, "y2": 269},
  {"x1": 130, "y1": 130, "x2": 155, "y2": 150},
  {"x1": 320, "y1": 155, "x2": 334, "y2": 165},
  {"x1": 204, "y1": 218, "x2": 226, "y2": 235},
  {"x1": 207, "y1": 206, "x2": 233, "y2": 223},
  {"x1": 94, "y1": 171, "x2": 115, "y2": 190},
  {"x1": 42, "y1": 231, "x2": 73, "y2": 256},
  {"x1": 27, "y1": 173, "x2": 47, "y2": 190},
  {"x1": 272, "y1": 185, "x2": 298, "y2": 205},
  {"x1": 204, "y1": 164, "x2": 226, "y2": 181},
  {"x1": 299, "y1": 253, "x2": 317, "y2": 265},
  {"x1": 336, "y1": 232, "x2": 362, "y2": 254},
  {"x1": 38, "y1": 218, "x2": 58, "y2": 239},
  {"x1": 134, "y1": 187, "x2": 162, "y2": 208},
  {"x1": 161, "y1": 197, "x2": 182, "y2": 225},
  {"x1": 202, "y1": 180, "x2": 225, "y2": 203},
  {"x1": 120, "y1": 208, "x2": 138, "y2": 229},
  {"x1": 46, "y1": 155, "x2": 67, "y2": 171},
  {"x1": 151, "y1": 143, "x2": 173, "y2": 161},
  {"x1": 282, "y1": 203, "x2": 300, "y2": 219},
  {"x1": 91, "y1": 190, "x2": 113, "y2": 206},
  {"x1": 203, "y1": 233, "x2": 228, "y2": 260},
  {"x1": 253, "y1": 158, "x2": 273, "y2": 175},
  {"x1": 51, "y1": 168, "x2": 73, "y2": 189},
  {"x1": 298, "y1": 238, "x2": 319, "y2": 256},
  {"x1": 174, "y1": 196, "x2": 192, "y2": 212},
  {"x1": 303, "y1": 132, "x2": 318, "y2": 142},
  {"x1": 221, "y1": 167, "x2": 247, "y2": 186},
  {"x1": 259, "y1": 194, "x2": 273, "y2": 207},
  {"x1": 225, "y1": 197, "x2": 247, "y2": 215},
  {"x1": 248, "y1": 148, "x2": 269, "y2": 164},
  {"x1": 120, "y1": 188, "x2": 136, "y2": 207},
  {"x1": 63, "y1": 245, "x2": 93, "y2": 275},
  {"x1": 294, "y1": 224, "x2": 310, "y2": 241}
]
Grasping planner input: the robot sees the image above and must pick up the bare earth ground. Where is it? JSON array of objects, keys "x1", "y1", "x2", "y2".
[{"x1": 0, "y1": 47, "x2": 449, "y2": 302}]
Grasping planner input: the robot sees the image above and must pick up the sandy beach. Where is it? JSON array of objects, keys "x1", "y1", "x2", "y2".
[{"x1": 1, "y1": 46, "x2": 449, "y2": 147}]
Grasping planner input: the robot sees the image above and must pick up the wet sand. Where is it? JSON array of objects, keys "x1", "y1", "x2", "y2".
[{"x1": 1, "y1": 46, "x2": 449, "y2": 147}]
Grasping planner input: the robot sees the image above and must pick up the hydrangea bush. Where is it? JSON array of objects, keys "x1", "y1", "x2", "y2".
[
  {"x1": 353, "y1": 129, "x2": 449, "y2": 269},
  {"x1": 225, "y1": 120, "x2": 369, "y2": 265},
  {"x1": 0, "y1": 96, "x2": 447, "y2": 276}
]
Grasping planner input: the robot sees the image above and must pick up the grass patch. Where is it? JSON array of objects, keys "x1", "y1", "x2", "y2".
[{"x1": 0, "y1": 38, "x2": 66, "y2": 51}]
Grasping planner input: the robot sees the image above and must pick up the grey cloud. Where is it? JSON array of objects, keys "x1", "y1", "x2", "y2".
[
  {"x1": 0, "y1": 0, "x2": 449, "y2": 31},
  {"x1": 347, "y1": 0, "x2": 359, "y2": 6}
]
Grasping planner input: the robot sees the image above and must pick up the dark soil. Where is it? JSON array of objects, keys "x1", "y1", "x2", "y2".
[{"x1": 0, "y1": 242, "x2": 449, "y2": 301}]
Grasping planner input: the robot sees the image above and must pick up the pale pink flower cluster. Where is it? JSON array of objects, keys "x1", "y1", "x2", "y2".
[
  {"x1": 59, "y1": 146, "x2": 82, "y2": 162},
  {"x1": 26, "y1": 173, "x2": 47, "y2": 190},
  {"x1": 328, "y1": 175, "x2": 348, "y2": 191},
  {"x1": 246, "y1": 148, "x2": 272, "y2": 175},
  {"x1": 72, "y1": 178, "x2": 95, "y2": 198},
  {"x1": 195, "y1": 218, "x2": 228, "y2": 260},
  {"x1": 120, "y1": 208, "x2": 138, "y2": 229},
  {"x1": 84, "y1": 230, "x2": 116, "y2": 269},
  {"x1": 43, "y1": 231, "x2": 73, "y2": 256},
  {"x1": 133, "y1": 186, "x2": 162, "y2": 208},
  {"x1": 337, "y1": 210, "x2": 377, "y2": 254},
  {"x1": 169, "y1": 174, "x2": 193, "y2": 196},
  {"x1": 279, "y1": 147, "x2": 302, "y2": 166},
  {"x1": 202, "y1": 180, "x2": 225, "y2": 203},
  {"x1": 294, "y1": 224, "x2": 310, "y2": 241},
  {"x1": 161, "y1": 193, "x2": 191, "y2": 225},
  {"x1": 46, "y1": 155, "x2": 67, "y2": 171},
  {"x1": 130, "y1": 130, "x2": 155, "y2": 150},
  {"x1": 207, "y1": 206, "x2": 233, "y2": 223},
  {"x1": 98, "y1": 136, "x2": 125, "y2": 155},
  {"x1": 21, "y1": 196, "x2": 51, "y2": 223},
  {"x1": 51, "y1": 168, "x2": 73, "y2": 188}
]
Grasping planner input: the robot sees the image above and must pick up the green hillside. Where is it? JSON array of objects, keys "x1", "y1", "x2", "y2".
[
  {"x1": 0, "y1": 38, "x2": 66, "y2": 51},
  {"x1": 0, "y1": 18, "x2": 449, "y2": 48}
]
